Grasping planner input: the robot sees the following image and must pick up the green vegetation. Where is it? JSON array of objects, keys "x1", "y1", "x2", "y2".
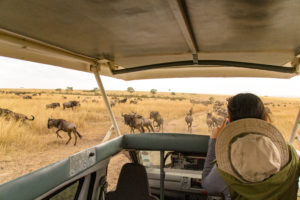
[
  {"x1": 150, "y1": 89, "x2": 157, "y2": 95},
  {"x1": 127, "y1": 87, "x2": 135, "y2": 93},
  {"x1": 66, "y1": 87, "x2": 73, "y2": 92}
]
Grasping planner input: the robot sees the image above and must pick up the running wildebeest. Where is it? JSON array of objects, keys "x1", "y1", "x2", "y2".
[
  {"x1": 0, "y1": 108, "x2": 34, "y2": 122},
  {"x1": 122, "y1": 113, "x2": 145, "y2": 133},
  {"x1": 0, "y1": 108, "x2": 13, "y2": 120},
  {"x1": 206, "y1": 112, "x2": 216, "y2": 129},
  {"x1": 123, "y1": 113, "x2": 154, "y2": 133},
  {"x1": 206, "y1": 112, "x2": 223, "y2": 129},
  {"x1": 63, "y1": 101, "x2": 80, "y2": 110},
  {"x1": 185, "y1": 108, "x2": 193, "y2": 133},
  {"x1": 12, "y1": 112, "x2": 34, "y2": 122},
  {"x1": 150, "y1": 111, "x2": 164, "y2": 132},
  {"x1": 46, "y1": 103, "x2": 60, "y2": 109},
  {"x1": 142, "y1": 117, "x2": 155, "y2": 132},
  {"x1": 47, "y1": 118, "x2": 82, "y2": 145}
]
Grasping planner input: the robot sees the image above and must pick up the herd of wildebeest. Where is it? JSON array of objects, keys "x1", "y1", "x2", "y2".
[{"x1": 0, "y1": 92, "x2": 280, "y2": 146}]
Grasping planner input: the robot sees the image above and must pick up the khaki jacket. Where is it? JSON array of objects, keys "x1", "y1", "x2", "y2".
[{"x1": 218, "y1": 144, "x2": 300, "y2": 200}]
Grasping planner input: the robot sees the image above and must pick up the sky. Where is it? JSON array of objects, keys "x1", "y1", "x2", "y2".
[{"x1": 1, "y1": 56, "x2": 300, "y2": 98}]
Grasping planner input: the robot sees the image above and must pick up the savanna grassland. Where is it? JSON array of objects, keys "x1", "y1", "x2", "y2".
[{"x1": 0, "y1": 89, "x2": 300, "y2": 189}]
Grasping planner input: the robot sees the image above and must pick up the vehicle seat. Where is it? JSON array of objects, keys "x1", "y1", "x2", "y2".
[{"x1": 106, "y1": 163, "x2": 159, "y2": 200}]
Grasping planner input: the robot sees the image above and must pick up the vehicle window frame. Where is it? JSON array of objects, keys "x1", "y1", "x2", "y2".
[{"x1": 42, "y1": 177, "x2": 84, "y2": 200}]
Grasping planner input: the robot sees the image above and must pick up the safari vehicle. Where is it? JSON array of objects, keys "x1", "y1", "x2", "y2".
[{"x1": 0, "y1": 1, "x2": 300, "y2": 200}]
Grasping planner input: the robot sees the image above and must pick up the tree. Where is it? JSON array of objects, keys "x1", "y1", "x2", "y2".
[
  {"x1": 91, "y1": 87, "x2": 99, "y2": 92},
  {"x1": 66, "y1": 86, "x2": 73, "y2": 92},
  {"x1": 127, "y1": 87, "x2": 135, "y2": 93},
  {"x1": 55, "y1": 88, "x2": 61, "y2": 92},
  {"x1": 171, "y1": 92, "x2": 176, "y2": 95},
  {"x1": 150, "y1": 89, "x2": 157, "y2": 95}
]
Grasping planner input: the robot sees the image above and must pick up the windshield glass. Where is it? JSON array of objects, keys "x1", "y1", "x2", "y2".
[{"x1": 0, "y1": 56, "x2": 300, "y2": 185}]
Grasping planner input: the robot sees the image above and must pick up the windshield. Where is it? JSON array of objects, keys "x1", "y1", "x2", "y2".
[{"x1": 0, "y1": 56, "x2": 300, "y2": 186}]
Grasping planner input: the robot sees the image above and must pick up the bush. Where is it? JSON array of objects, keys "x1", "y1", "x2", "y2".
[
  {"x1": 150, "y1": 89, "x2": 157, "y2": 95},
  {"x1": 127, "y1": 87, "x2": 135, "y2": 93},
  {"x1": 66, "y1": 87, "x2": 73, "y2": 91},
  {"x1": 91, "y1": 87, "x2": 99, "y2": 92}
]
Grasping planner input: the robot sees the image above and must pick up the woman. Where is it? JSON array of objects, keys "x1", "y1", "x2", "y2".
[{"x1": 202, "y1": 93, "x2": 299, "y2": 200}]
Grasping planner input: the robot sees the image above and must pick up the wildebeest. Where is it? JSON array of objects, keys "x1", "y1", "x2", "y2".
[
  {"x1": 12, "y1": 112, "x2": 34, "y2": 122},
  {"x1": 190, "y1": 99, "x2": 201, "y2": 104},
  {"x1": 23, "y1": 96, "x2": 32, "y2": 99},
  {"x1": 47, "y1": 118, "x2": 82, "y2": 145},
  {"x1": 121, "y1": 112, "x2": 154, "y2": 133},
  {"x1": 0, "y1": 108, "x2": 13, "y2": 119},
  {"x1": 201, "y1": 100, "x2": 211, "y2": 106},
  {"x1": 46, "y1": 103, "x2": 60, "y2": 109},
  {"x1": 0, "y1": 108, "x2": 34, "y2": 122},
  {"x1": 150, "y1": 111, "x2": 164, "y2": 132},
  {"x1": 216, "y1": 108, "x2": 227, "y2": 118},
  {"x1": 206, "y1": 112, "x2": 216, "y2": 129},
  {"x1": 119, "y1": 98, "x2": 127, "y2": 103},
  {"x1": 185, "y1": 108, "x2": 193, "y2": 133},
  {"x1": 185, "y1": 114, "x2": 193, "y2": 133},
  {"x1": 207, "y1": 112, "x2": 224, "y2": 129},
  {"x1": 63, "y1": 101, "x2": 80, "y2": 110},
  {"x1": 110, "y1": 101, "x2": 116, "y2": 107},
  {"x1": 142, "y1": 117, "x2": 154, "y2": 132},
  {"x1": 122, "y1": 113, "x2": 145, "y2": 133},
  {"x1": 130, "y1": 100, "x2": 138, "y2": 104}
]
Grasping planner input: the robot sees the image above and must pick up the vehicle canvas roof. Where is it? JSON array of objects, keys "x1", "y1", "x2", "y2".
[{"x1": 0, "y1": 0, "x2": 299, "y2": 80}]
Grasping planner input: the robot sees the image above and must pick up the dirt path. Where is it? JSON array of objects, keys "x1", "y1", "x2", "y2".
[
  {"x1": 163, "y1": 111, "x2": 209, "y2": 134},
  {"x1": 0, "y1": 112, "x2": 210, "y2": 189}
]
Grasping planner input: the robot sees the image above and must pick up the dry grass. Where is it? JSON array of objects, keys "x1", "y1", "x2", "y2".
[{"x1": 0, "y1": 89, "x2": 300, "y2": 186}]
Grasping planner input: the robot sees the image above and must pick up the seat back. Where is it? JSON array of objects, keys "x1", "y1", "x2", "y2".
[{"x1": 106, "y1": 163, "x2": 159, "y2": 200}]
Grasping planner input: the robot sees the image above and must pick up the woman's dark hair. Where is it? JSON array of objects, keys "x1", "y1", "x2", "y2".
[{"x1": 227, "y1": 93, "x2": 268, "y2": 122}]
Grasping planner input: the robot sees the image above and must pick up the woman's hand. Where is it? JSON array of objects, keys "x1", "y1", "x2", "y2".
[{"x1": 210, "y1": 118, "x2": 229, "y2": 139}]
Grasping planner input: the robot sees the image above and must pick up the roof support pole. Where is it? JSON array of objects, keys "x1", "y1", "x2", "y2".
[
  {"x1": 289, "y1": 109, "x2": 300, "y2": 144},
  {"x1": 92, "y1": 65, "x2": 121, "y2": 136},
  {"x1": 167, "y1": 0, "x2": 198, "y2": 54}
]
